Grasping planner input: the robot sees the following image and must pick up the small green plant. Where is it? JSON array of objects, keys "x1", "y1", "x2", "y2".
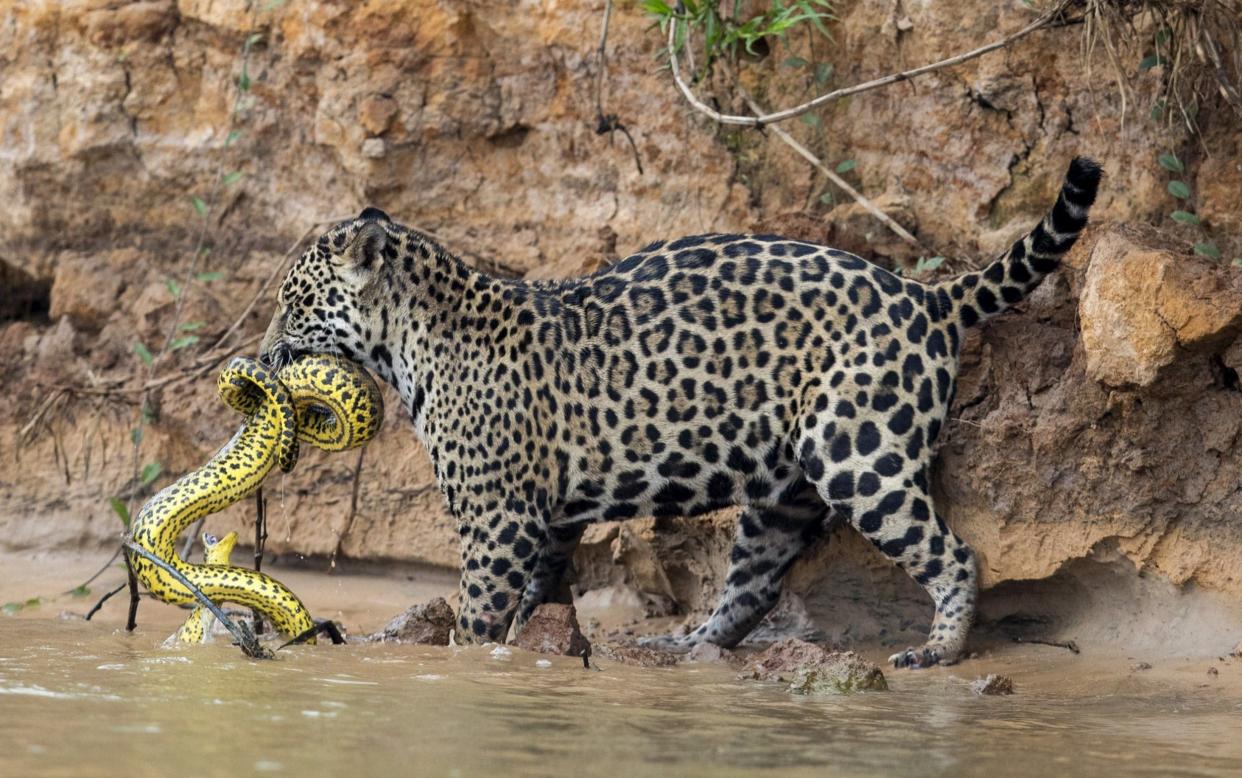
[
  {"x1": 645, "y1": 0, "x2": 836, "y2": 78},
  {"x1": 2, "y1": 597, "x2": 42, "y2": 614},
  {"x1": 109, "y1": 497, "x2": 131, "y2": 528},
  {"x1": 1157, "y1": 151, "x2": 1223, "y2": 262},
  {"x1": 895, "y1": 256, "x2": 945, "y2": 278},
  {"x1": 140, "y1": 462, "x2": 163, "y2": 487}
]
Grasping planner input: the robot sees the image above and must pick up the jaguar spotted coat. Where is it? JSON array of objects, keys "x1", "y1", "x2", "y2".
[{"x1": 260, "y1": 157, "x2": 1101, "y2": 667}]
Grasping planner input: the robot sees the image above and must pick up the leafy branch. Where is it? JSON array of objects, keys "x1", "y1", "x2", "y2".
[{"x1": 659, "y1": 0, "x2": 1072, "y2": 127}]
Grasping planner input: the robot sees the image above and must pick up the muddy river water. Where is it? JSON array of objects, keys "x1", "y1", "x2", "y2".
[{"x1": 2, "y1": 556, "x2": 1241, "y2": 777}]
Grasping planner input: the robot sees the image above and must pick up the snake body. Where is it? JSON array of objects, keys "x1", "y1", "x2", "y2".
[
  {"x1": 127, "y1": 355, "x2": 384, "y2": 640},
  {"x1": 174, "y1": 531, "x2": 239, "y2": 643}
]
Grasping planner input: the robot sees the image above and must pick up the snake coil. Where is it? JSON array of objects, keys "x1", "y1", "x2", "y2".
[{"x1": 126, "y1": 354, "x2": 384, "y2": 642}]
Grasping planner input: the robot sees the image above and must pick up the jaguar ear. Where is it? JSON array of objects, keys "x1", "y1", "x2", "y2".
[{"x1": 342, "y1": 220, "x2": 388, "y2": 271}]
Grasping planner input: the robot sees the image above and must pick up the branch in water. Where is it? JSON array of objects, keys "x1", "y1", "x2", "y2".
[{"x1": 124, "y1": 541, "x2": 272, "y2": 659}]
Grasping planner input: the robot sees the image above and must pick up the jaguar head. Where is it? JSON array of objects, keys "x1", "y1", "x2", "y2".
[{"x1": 259, "y1": 207, "x2": 394, "y2": 371}]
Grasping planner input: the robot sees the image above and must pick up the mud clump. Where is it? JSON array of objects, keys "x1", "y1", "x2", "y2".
[
  {"x1": 740, "y1": 639, "x2": 887, "y2": 694},
  {"x1": 368, "y1": 597, "x2": 454, "y2": 645},
  {"x1": 514, "y1": 603, "x2": 592, "y2": 660},
  {"x1": 594, "y1": 643, "x2": 680, "y2": 668},
  {"x1": 970, "y1": 674, "x2": 1015, "y2": 696}
]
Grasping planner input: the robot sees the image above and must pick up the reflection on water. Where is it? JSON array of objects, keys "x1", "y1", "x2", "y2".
[{"x1": 1, "y1": 619, "x2": 1240, "y2": 777}]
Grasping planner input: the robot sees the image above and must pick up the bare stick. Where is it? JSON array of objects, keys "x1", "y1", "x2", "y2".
[
  {"x1": 737, "y1": 89, "x2": 921, "y2": 247},
  {"x1": 252, "y1": 486, "x2": 268, "y2": 635},
  {"x1": 666, "y1": 1, "x2": 1072, "y2": 127},
  {"x1": 84, "y1": 581, "x2": 128, "y2": 621},
  {"x1": 593, "y1": 0, "x2": 613, "y2": 120},
  {"x1": 124, "y1": 542, "x2": 272, "y2": 659},
  {"x1": 593, "y1": 0, "x2": 644, "y2": 174},
  {"x1": 254, "y1": 486, "x2": 268, "y2": 573},
  {"x1": 125, "y1": 555, "x2": 140, "y2": 631}
]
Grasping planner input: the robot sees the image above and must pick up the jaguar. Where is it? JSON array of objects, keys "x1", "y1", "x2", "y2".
[{"x1": 259, "y1": 156, "x2": 1101, "y2": 667}]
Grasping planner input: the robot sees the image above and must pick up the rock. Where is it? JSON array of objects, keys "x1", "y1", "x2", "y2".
[
  {"x1": 1232, "y1": 642, "x2": 1242, "y2": 658},
  {"x1": 594, "y1": 643, "x2": 679, "y2": 668},
  {"x1": 823, "y1": 192, "x2": 920, "y2": 264},
  {"x1": 514, "y1": 603, "x2": 591, "y2": 659},
  {"x1": 970, "y1": 674, "x2": 1015, "y2": 695},
  {"x1": 49, "y1": 253, "x2": 124, "y2": 330},
  {"x1": 1207, "y1": 666, "x2": 1219, "y2": 677},
  {"x1": 369, "y1": 597, "x2": 454, "y2": 645},
  {"x1": 1079, "y1": 226, "x2": 1242, "y2": 387},
  {"x1": 740, "y1": 639, "x2": 887, "y2": 694},
  {"x1": 1131, "y1": 661, "x2": 1153, "y2": 672},
  {"x1": 358, "y1": 95, "x2": 398, "y2": 137}
]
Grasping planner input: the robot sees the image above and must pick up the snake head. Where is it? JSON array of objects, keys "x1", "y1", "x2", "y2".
[{"x1": 202, "y1": 531, "x2": 238, "y2": 566}]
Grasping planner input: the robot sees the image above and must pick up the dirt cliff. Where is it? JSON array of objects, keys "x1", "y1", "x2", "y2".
[{"x1": 1, "y1": 1, "x2": 1239, "y2": 642}]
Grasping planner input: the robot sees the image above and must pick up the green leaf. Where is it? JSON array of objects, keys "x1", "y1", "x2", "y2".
[
  {"x1": 835, "y1": 159, "x2": 857, "y2": 174},
  {"x1": 109, "y1": 497, "x2": 131, "y2": 528},
  {"x1": 196, "y1": 271, "x2": 224, "y2": 283},
  {"x1": 245, "y1": 32, "x2": 265, "y2": 48},
  {"x1": 224, "y1": 130, "x2": 241, "y2": 148},
  {"x1": 1232, "y1": 258, "x2": 1242, "y2": 267},
  {"x1": 799, "y1": 112, "x2": 821, "y2": 128},
  {"x1": 238, "y1": 70, "x2": 252, "y2": 92},
  {"x1": 916, "y1": 256, "x2": 946, "y2": 274},
  {"x1": 1157, "y1": 153, "x2": 1184, "y2": 173},
  {"x1": 140, "y1": 462, "x2": 163, "y2": 486},
  {"x1": 71, "y1": 585, "x2": 90, "y2": 597},
  {"x1": 192, "y1": 196, "x2": 208, "y2": 216},
  {"x1": 783, "y1": 56, "x2": 808, "y2": 68},
  {"x1": 165, "y1": 279, "x2": 182, "y2": 298},
  {"x1": 1155, "y1": 28, "x2": 1171, "y2": 46},
  {"x1": 1139, "y1": 54, "x2": 1165, "y2": 71},
  {"x1": 130, "y1": 426, "x2": 143, "y2": 446},
  {"x1": 2, "y1": 602, "x2": 21, "y2": 615},
  {"x1": 1193, "y1": 242, "x2": 1221, "y2": 259},
  {"x1": 814, "y1": 62, "x2": 833, "y2": 85},
  {"x1": 133, "y1": 342, "x2": 154, "y2": 366},
  {"x1": 25, "y1": 597, "x2": 41, "y2": 608},
  {"x1": 1167, "y1": 180, "x2": 1191, "y2": 199},
  {"x1": 1169, "y1": 210, "x2": 1200, "y2": 225},
  {"x1": 169, "y1": 335, "x2": 200, "y2": 351},
  {"x1": 178, "y1": 321, "x2": 206, "y2": 332},
  {"x1": 222, "y1": 171, "x2": 245, "y2": 186}
]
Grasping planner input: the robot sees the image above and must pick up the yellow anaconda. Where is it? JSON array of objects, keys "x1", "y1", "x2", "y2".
[
  {"x1": 174, "y1": 531, "x2": 239, "y2": 643},
  {"x1": 126, "y1": 355, "x2": 383, "y2": 641}
]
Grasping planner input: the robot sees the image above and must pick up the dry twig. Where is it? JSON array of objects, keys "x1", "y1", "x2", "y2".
[
  {"x1": 593, "y1": 0, "x2": 644, "y2": 174},
  {"x1": 737, "y1": 89, "x2": 921, "y2": 248}
]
